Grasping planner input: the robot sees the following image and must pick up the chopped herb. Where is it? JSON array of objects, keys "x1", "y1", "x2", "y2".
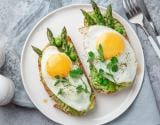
[
  {"x1": 98, "y1": 44, "x2": 105, "y2": 61},
  {"x1": 54, "y1": 76, "x2": 68, "y2": 86},
  {"x1": 88, "y1": 51, "x2": 95, "y2": 62},
  {"x1": 95, "y1": 68, "x2": 109, "y2": 86},
  {"x1": 54, "y1": 80, "x2": 60, "y2": 86},
  {"x1": 99, "y1": 68, "x2": 104, "y2": 73},
  {"x1": 107, "y1": 62, "x2": 113, "y2": 69},
  {"x1": 76, "y1": 85, "x2": 84, "y2": 94},
  {"x1": 76, "y1": 84, "x2": 88, "y2": 94},
  {"x1": 111, "y1": 57, "x2": 118, "y2": 64},
  {"x1": 112, "y1": 65, "x2": 118, "y2": 72},
  {"x1": 58, "y1": 88, "x2": 64, "y2": 95},
  {"x1": 69, "y1": 67, "x2": 83, "y2": 78},
  {"x1": 55, "y1": 75, "x2": 60, "y2": 79},
  {"x1": 80, "y1": 78, "x2": 89, "y2": 93},
  {"x1": 84, "y1": 84, "x2": 89, "y2": 93}
]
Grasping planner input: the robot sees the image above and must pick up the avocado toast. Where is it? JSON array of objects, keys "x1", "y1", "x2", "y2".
[
  {"x1": 80, "y1": 0, "x2": 137, "y2": 94},
  {"x1": 32, "y1": 27, "x2": 95, "y2": 116}
]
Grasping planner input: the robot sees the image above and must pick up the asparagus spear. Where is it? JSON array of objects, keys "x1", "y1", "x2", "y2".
[
  {"x1": 90, "y1": 0, "x2": 106, "y2": 25},
  {"x1": 32, "y1": 46, "x2": 42, "y2": 57},
  {"x1": 114, "y1": 20, "x2": 126, "y2": 35},
  {"x1": 61, "y1": 27, "x2": 77, "y2": 62},
  {"x1": 61, "y1": 26, "x2": 67, "y2": 41},
  {"x1": 105, "y1": 4, "x2": 114, "y2": 28},
  {"x1": 81, "y1": 9, "x2": 96, "y2": 26},
  {"x1": 60, "y1": 27, "x2": 67, "y2": 51},
  {"x1": 47, "y1": 28, "x2": 55, "y2": 45},
  {"x1": 105, "y1": 4, "x2": 112, "y2": 18}
]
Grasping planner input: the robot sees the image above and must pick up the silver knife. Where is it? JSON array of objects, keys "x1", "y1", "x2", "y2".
[{"x1": 137, "y1": 0, "x2": 160, "y2": 43}]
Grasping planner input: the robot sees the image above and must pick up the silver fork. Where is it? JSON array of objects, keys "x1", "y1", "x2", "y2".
[{"x1": 123, "y1": 0, "x2": 160, "y2": 59}]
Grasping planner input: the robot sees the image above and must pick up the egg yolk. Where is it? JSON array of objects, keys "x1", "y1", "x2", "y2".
[
  {"x1": 96, "y1": 32, "x2": 124, "y2": 59},
  {"x1": 46, "y1": 53, "x2": 72, "y2": 78}
]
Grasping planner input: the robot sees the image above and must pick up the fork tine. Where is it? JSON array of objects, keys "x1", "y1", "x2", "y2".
[
  {"x1": 133, "y1": 0, "x2": 141, "y2": 14},
  {"x1": 123, "y1": 0, "x2": 132, "y2": 18},
  {"x1": 126, "y1": 0, "x2": 135, "y2": 16},
  {"x1": 128, "y1": 0, "x2": 137, "y2": 15}
]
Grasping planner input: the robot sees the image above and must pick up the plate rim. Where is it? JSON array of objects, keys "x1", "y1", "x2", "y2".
[{"x1": 20, "y1": 4, "x2": 145, "y2": 125}]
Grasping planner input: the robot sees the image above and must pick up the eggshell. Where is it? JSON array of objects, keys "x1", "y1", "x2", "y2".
[{"x1": 0, "y1": 75, "x2": 15, "y2": 106}]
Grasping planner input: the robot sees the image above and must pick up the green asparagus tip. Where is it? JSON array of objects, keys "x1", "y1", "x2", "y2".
[
  {"x1": 62, "y1": 26, "x2": 67, "y2": 33},
  {"x1": 90, "y1": 0, "x2": 96, "y2": 6},
  {"x1": 80, "y1": 9, "x2": 87, "y2": 15},
  {"x1": 31, "y1": 45, "x2": 42, "y2": 57}
]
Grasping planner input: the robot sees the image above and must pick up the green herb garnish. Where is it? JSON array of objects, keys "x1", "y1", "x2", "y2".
[
  {"x1": 112, "y1": 65, "x2": 118, "y2": 72},
  {"x1": 76, "y1": 85, "x2": 84, "y2": 94},
  {"x1": 69, "y1": 67, "x2": 83, "y2": 78},
  {"x1": 76, "y1": 84, "x2": 88, "y2": 94},
  {"x1": 111, "y1": 57, "x2": 118, "y2": 64},
  {"x1": 88, "y1": 51, "x2": 95, "y2": 62},
  {"x1": 54, "y1": 76, "x2": 68, "y2": 86},
  {"x1": 107, "y1": 57, "x2": 119, "y2": 72},
  {"x1": 58, "y1": 88, "x2": 64, "y2": 95}
]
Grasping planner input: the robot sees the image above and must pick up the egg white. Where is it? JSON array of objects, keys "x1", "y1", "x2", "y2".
[
  {"x1": 83, "y1": 25, "x2": 137, "y2": 84},
  {"x1": 41, "y1": 46, "x2": 92, "y2": 111}
]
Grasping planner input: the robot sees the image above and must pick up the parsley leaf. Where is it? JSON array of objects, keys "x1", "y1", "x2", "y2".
[
  {"x1": 98, "y1": 44, "x2": 105, "y2": 61},
  {"x1": 69, "y1": 67, "x2": 83, "y2": 78}
]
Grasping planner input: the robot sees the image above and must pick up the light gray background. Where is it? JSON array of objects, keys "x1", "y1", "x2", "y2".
[{"x1": 0, "y1": 0, "x2": 160, "y2": 125}]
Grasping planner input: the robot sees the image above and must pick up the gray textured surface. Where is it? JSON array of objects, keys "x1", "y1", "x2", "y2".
[{"x1": 0, "y1": 0, "x2": 160, "y2": 124}]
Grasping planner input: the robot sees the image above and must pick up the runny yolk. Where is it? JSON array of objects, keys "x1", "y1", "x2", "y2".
[
  {"x1": 46, "y1": 53, "x2": 72, "y2": 78},
  {"x1": 96, "y1": 32, "x2": 125, "y2": 59}
]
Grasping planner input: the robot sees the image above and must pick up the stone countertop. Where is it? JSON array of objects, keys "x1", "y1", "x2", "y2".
[{"x1": 0, "y1": 0, "x2": 160, "y2": 125}]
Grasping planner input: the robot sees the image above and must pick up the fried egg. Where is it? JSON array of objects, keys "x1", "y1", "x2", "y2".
[
  {"x1": 83, "y1": 25, "x2": 137, "y2": 84},
  {"x1": 41, "y1": 46, "x2": 92, "y2": 111}
]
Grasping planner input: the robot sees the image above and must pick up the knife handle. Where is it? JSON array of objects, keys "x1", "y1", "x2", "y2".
[
  {"x1": 148, "y1": 36, "x2": 160, "y2": 59},
  {"x1": 156, "y1": 36, "x2": 160, "y2": 45}
]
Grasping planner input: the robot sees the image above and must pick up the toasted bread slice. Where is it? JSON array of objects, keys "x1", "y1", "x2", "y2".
[
  {"x1": 80, "y1": 2, "x2": 133, "y2": 94},
  {"x1": 32, "y1": 28, "x2": 95, "y2": 116}
]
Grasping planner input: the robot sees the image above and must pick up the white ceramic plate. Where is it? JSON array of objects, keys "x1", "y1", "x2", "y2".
[{"x1": 21, "y1": 4, "x2": 144, "y2": 125}]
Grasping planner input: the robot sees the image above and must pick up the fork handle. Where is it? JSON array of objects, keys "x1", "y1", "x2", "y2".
[{"x1": 148, "y1": 36, "x2": 160, "y2": 59}]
